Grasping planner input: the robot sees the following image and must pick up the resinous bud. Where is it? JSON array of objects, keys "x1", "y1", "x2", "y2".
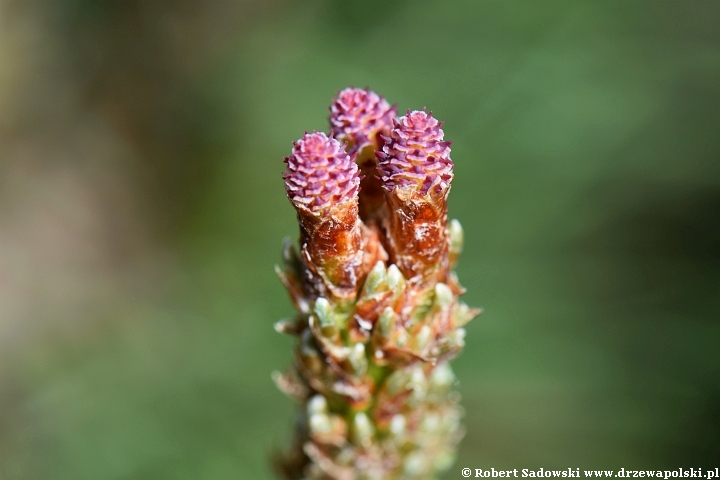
[
  {"x1": 451, "y1": 328, "x2": 466, "y2": 348},
  {"x1": 307, "y1": 394, "x2": 328, "y2": 415},
  {"x1": 376, "y1": 110, "x2": 455, "y2": 285},
  {"x1": 430, "y1": 362, "x2": 455, "y2": 389},
  {"x1": 449, "y1": 219, "x2": 464, "y2": 255},
  {"x1": 378, "y1": 307, "x2": 396, "y2": 339},
  {"x1": 363, "y1": 260, "x2": 387, "y2": 295},
  {"x1": 283, "y1": 132, "x2": 360, "y2": 216},
  {"x1": 314, "y1": 297, "x2": 334, "y2": 327},
  {"x1": 309, "y1": 412, "x2": 333, "y2": 435},
  {"x1": 434, "y1": 283, "x2": 453, "y2": 308},
  {"x1": 454, "y1": 302, "x2": 480, "y2": 328},
  {"x1": 378, "y1": 110, "x2": 453, "y2": 196},
  {"x1": 314, "y1": 297, "x2": 338, "y2": 338},
  {"x1": 414, "y1": 325, "x2": 432, "y2": 352},
  {"x1": 352, "y1": 412, "x2": 374, "y2": 447},
  {"x1": 330, "y1": 87, "x2": 396, "y2": 154},
  {"x1": 386, "y1": 264, "x2": 405, "y2": 292},
  {"x1": 348, "y1": 343, "x2": 368, "y2": 377}
]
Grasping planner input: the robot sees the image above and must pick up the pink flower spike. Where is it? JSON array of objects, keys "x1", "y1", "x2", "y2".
[
  {"x1": 283, "y1": 132, "x2": 360, "y2": 215},
  {"x1": 330, "y1": 87, "x2": 397, "y2": 154},
  {"x1": 377, "y1": 110, "x2": 454, "y2": 196}
]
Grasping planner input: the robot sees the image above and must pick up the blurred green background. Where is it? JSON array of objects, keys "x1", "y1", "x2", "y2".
[{"x1": 1, "y1": 1, "x2": 719, "y2": 478}]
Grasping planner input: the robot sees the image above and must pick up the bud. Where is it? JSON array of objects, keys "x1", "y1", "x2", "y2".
[
  {"x1": 363, "y1": 260, "x2": 387, "y2": 295},
  {"x1": 434, "y1": 283, "x2": 453, "y2": 308},
  {"x1": 330, "y1": 87, "x2": 396, "y2": 155},
  {"x1": 283, "y1": 132, "x2": 364, "y2": 301},
  {"x1": 450, "y1": 328, "x2": 466, "y2": 349},
  {"x1": 386, "y1": 264, "x2": 404, "y2": 292},
  {"x1": 448, "y1": 219, "x2": 464, "y2": 268},
  {"x1": 330, "y1": 88, "x2": 397, "y2": 221},
  {"x1": 454, "y1": 302, "x2": 481, "y2": 328},
  {"x1": 377, "y1": 110, "x2": 454, "y2": 286},
  {"x1": 352, "y1": 412, "x2": 374, "y2": 448},
  {"x1": 284, "y1": 131, "x2": 360, "y2": 215},
  {"x1": 309, "y1": 413, "x2": 333, "y2": 435},
  {"x1": 429, "y1": 362, "x2": 455, "y2": 390},
  {"x1": 377, "y1": 110, "x2": 453, "y2": 197},
  {"x1": 377, "y1": 307, "x2": 396, "y2": 340},
  {"x1": 414, "y1": 325, "x2": 432, "y2": 352},
  {"x1": 314, "y1": 297, "x2": 335, "y2": 329},
  {"x1": 308, "y1": 394, "x2": 328, "y2": 415},
  {"x1": 349, "y1": 342, "x2": 368, "y2": 377}
]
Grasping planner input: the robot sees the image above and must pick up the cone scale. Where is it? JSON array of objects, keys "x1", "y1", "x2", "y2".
[{"x1": 275, "y1": 90, "x2": 480, "y2": 480}]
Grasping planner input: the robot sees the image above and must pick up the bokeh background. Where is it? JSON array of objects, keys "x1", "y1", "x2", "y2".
[{"x1": 1, "y1": 1, "x2": 719, "y2": 478}]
